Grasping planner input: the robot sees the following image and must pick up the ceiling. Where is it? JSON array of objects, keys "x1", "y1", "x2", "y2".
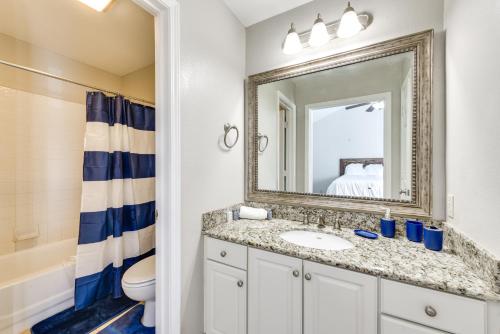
[
  {"x1": 0, "y1": 0, "x2": 154, "y2": 76},
  {"x1": 223, "y1": 0, "x2": 314, "y2": 27}
]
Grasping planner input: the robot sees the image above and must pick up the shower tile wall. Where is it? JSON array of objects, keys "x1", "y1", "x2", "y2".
[{"x1": 0, "y1": 85, "x2": 85, "y2": 255}]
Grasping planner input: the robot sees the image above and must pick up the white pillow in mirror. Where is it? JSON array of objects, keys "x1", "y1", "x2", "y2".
[
  {"x1": 364, "y1": 164, "x2": 383, "y2": 176},
  {"x1": 345, "y1": 163, "x2": 366, "y2": 175}
]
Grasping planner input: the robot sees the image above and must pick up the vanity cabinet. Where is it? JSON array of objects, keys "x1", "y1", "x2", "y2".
[
  {"x1": 204, "y1": 237, "x2": 491, "y2": 334},
  {"x1": 303, "y1": 261, "x2": 378, "y2": 334},
  {"x1": 248, "y1": 248, "x2": 302, "y2": 334}
]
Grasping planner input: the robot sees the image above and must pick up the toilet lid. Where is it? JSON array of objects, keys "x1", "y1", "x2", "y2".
[{"x1": 123, "y1": 255, "x2": 155, "y2": 285}]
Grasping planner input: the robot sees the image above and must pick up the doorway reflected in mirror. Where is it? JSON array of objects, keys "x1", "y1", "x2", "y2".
[{"x1": 257, "y1": 52, "x2": 413, "y2": 201}]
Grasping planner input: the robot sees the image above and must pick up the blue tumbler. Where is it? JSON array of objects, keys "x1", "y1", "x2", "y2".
[
  {"x1": 423, "y1": 226, "x2": 444, "y2": 251},
  {"x1": 406, "y1": 220, "x2": 423, "y2": 242}
]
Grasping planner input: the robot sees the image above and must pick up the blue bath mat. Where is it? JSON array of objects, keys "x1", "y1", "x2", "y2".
[
  {"x1": 31, "y1": 295, "x2": 137, "y2": 334},
  {"x1": 99, "y1": 304, "x2": 155, "y2": 334}
]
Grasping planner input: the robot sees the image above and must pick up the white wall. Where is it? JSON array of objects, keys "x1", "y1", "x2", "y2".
[
  {"x1": 257, "y1": 80, "x2": 296, "y2": 190},
  {"x1": 0, "y1": 87, "x2": 84, "y2": 255},
  {"x1": 246, "y1": 0, "x2": 446, "y2": 219},
  {"x1": 121, "y1": 64, "x2": 155, "y2": 104},
  {"x1": 179, "y1": 0, "x2": 246, "y2": 333},
  {"x1": 445, "y1": 0, "x2": 500, "y2": 257},
  {"x1": 0, "y1": 32, "x2": 123, "y2": 104}
]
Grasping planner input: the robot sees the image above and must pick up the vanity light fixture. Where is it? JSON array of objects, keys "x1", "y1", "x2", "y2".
[
  {"x1": 282, "y1": 23, "x2": 303, "y2": 55},
  {"x1": 77, "y1": 0, "x2": 114, "y2": 12},
  {"x1": 281, "y1": 1, "x2": 370, "y2": 55},
  {"x1": 309, "y1": 14, "x2": 330, "y2": 47},
  {"x1": 337, "y1": 2, "x2": 363, "y2": 38}
]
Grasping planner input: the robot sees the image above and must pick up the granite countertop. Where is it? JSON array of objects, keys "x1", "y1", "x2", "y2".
[{"x1": 203, "y1": 218, "x2": 500, "y2": 301}]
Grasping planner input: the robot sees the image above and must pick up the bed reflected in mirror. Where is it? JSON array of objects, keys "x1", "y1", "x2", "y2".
[{"x1": 256, "y1": 51, "x2": 414, "y2": 201}]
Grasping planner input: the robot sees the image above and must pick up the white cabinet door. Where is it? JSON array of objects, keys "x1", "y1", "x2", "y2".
[
  {"x1": 381, "y1": 315, "x2": 446, "y2": 334},
  {"x1": 303, "y1": 261, "x2": 378, "y2": 334},
  {"x1": 248, "y1": 248, "x2": 302, "y2": 334},
  {"x1": 204, "y1": 259, "x2": 246, "y2": 334}
]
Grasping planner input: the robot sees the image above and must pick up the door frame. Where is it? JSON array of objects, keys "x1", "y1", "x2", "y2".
[
  {"x1": 133, "y1": 0, "x2": 181, "y2": 333},
  {"x1": 304, "y1": 92, "x2": 391, "y2": 194}
]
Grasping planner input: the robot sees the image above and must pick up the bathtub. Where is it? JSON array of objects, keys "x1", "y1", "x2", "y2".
[{"x1": 0, "y1": 238, "x2": 77, "y2": 334}]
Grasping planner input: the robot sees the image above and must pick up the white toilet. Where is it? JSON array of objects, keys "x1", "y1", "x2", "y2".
[{"x1": 122, "y1": 255, "x2": 156, "y2": 327}]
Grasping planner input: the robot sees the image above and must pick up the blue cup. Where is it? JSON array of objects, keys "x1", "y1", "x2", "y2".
[
  {"x1": 424, "y1": 226, "x2": 444, "y2": 251},
  {"x1": 406, "y1": 220, "x2": 423, "y2": 242},
  {"x1": 380, "y1": 218, "x2": 396, "y2": 238}
]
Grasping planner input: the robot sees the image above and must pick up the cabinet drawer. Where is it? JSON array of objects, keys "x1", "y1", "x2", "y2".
[
  {"x1": 381, "y1": 279, "x2": 486, "y2": 334},
  {"x1": 205, "y1": 237, "x2": 247, "y2": 270},
  {"x1": 381, "y1": 315, "x2": 446, "y2": 334}
]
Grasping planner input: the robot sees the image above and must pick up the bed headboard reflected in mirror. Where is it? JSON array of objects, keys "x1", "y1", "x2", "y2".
[
  {"x1": 339, "y1": 159, "x2": 384, "y2": 176},
  {"x1": 246, "y1": 30, "x2": 433, "y2": 217}
]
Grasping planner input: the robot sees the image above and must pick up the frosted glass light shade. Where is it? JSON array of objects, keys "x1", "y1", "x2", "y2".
[
  {"x1": 337, "y1": 2, "x2": 363, "y2": 38},
  {"x1": 77, "y1": 0, "x2": 114, "y2": 11},
  {"x1": 308, "y1": 14, "x2": 330, "y2": 47},
  {"x1": 282, "y1": 24, "x2": 303, "y2": 55}
]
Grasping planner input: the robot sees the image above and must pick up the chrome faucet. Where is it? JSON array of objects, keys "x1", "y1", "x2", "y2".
[
  {"x1": 317, "y1": 215, "x2": 326, "y2": 229},
  {"x1": 333, "y1": 216, "x2": 341, "y2": 230},
  {"x1": 304, "y1": 211, "x2": 314, "y2": 224}
]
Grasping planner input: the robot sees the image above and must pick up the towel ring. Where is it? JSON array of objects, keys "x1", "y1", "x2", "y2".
[
  {"x1": 257, "y1": 133, "x2": 269, "y2": 153},
  {"x1": 223, "y1": 123, "x2": 239, "y2": 149}
]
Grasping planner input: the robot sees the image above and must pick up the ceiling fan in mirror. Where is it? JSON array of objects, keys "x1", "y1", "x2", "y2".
[{"x1": 344, "y1": 101, "x2": 384, "y2": 113}]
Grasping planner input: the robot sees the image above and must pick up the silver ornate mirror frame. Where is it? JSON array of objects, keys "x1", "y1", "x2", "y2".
[{"x1": 246, "y1": 30, "x2": 433, "y2": 218}]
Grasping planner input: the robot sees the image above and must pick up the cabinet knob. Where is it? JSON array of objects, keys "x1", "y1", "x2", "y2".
[
  {"x1": 304, "y1": 273, "x2": 312, "y2": 280},
  {"x1": 424, "y1": 305, "x2": 437, "y2": 317},
  {"x1": 220, "y1": 250, "x2": 227, "y2": 257},
  {"x1": 292, "y1": 270, "x2": 300, "y2": 277},
  {"x1": 237, "y1": 280, "x2": 244, "y2": 287}
]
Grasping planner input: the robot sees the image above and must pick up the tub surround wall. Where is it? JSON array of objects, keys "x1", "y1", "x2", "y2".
[
  {"x1": 0, "y1": 87, "x2": 85, "y2": 254},
  {"x1": 202, "y1": 202, "x2": 500, "y2": 296},
  {"x1": 0, "y1": 33, "x2": 155, "y2": 256}
]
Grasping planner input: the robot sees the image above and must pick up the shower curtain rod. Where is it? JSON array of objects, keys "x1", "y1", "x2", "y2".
[{"x1": 0, "y1": 59, "x2": 155, "y2": 106}]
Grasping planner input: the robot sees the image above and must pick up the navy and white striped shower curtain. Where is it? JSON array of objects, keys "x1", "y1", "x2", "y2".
[{"x1": 74, "y1": 92, "x2": 156, "y2": 310}]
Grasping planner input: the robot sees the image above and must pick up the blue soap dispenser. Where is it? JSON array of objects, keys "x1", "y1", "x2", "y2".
[{"x1": 380, "y1": 208, "x2": 396, "y2": 238}]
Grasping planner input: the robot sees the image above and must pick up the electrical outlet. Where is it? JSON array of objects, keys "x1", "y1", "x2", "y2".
[{"x1": 447, "y1": 194, "x2": 455, "y2": 219}]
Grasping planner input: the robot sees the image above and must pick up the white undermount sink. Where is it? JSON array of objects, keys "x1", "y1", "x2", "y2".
[{"x1": 279, "y1": 230, "x2": 354, "y2": 251}]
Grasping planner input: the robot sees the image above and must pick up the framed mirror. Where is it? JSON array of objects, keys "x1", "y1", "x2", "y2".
[{"x1": 246, "y1": 30, "x2": 433, "y2": 217}]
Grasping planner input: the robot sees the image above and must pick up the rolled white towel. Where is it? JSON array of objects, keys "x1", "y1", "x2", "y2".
[{"x1": 239, "y1": 206, "x2": 268, "y2": 220}]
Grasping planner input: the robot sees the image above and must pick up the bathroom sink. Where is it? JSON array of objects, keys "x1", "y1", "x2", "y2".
[{"x1": 279, "y1": 231, "x2": 354, "y2": 251}]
